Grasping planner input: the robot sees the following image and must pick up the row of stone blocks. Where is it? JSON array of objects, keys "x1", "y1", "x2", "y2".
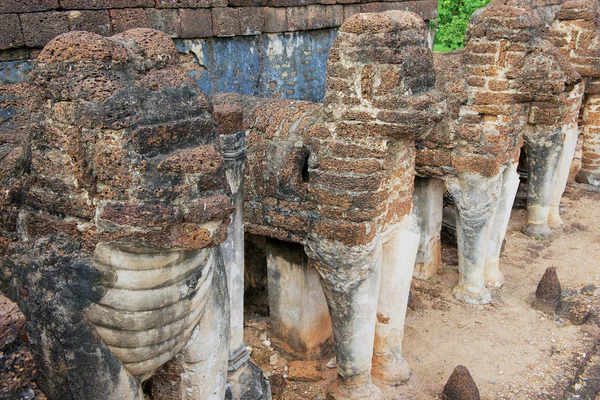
[
  {"x1": 0, "y1": 0, "x2": 438, "y2": 50},
  {"x1": 1, "y1": 0, "x2": 600, "y2": 399}
]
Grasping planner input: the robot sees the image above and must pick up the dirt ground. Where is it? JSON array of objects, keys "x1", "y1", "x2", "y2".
[{"x1": 244, "y1": 184, "x2": 600, "y2": 399}]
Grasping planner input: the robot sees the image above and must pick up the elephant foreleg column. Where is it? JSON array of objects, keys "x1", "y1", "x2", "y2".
[
  {"x1": 522, "y1": 129, "x2": 564, "y2": 238},
  {"x1": 447, "y1": 172, "x2": 502, "y2": 305},
  {"x1": 549, "y1": 81, "x2": 585, "y2": 227},
  {"x1": 372, "y1": 215, "x2": 420, "y2": 385},
  {"x1": 305, "y1": 237, "x2": 383, "y2": 400},
  {"x1": 219, "y1": 128, "x2": 270, "y2": 399},
  {"x1": 485, "y1": 162, "x2": 519, "y2": 288}
]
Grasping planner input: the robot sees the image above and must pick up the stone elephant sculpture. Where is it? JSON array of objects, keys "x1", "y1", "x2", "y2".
[
  {"x1": 0, "y1": 29, "x2": 247, "y2": 400},
  {"x1": 215, "y1": 10, "x2": 445, "y2": 399},
  {"x1": 413, "y1": 1, "x2": 583, "y2": 304}
]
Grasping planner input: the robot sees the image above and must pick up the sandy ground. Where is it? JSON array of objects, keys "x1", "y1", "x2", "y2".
[{"x1": 244, "y1": 184, "x2": 600, "y2": 399}]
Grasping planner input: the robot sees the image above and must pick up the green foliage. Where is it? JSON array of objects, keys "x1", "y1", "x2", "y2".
[{"x1": 435, "y1": 0, "x2": 493, "y2": 50}]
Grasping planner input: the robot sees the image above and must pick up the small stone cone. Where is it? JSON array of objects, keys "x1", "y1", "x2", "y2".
[
  {"x1": 441, "y1": 365, "x2": 480, "y2": 400},
  {"x1": 534, "y1": 267, "x2": 561, "y2": 312}
]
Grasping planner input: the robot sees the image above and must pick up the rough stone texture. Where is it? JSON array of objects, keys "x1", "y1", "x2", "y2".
[
  {"x1": 413, "y1": 0, "x2": 584, "y2": 305},
  {"x1": 109, "y1": 8, "x2": 150, "y2": 33},
  {"x1": 0, "y1": 28, "x2": 237, "y2": 400},
  {"x1": 212, "y1": 7, "x2": 242, "y2": 37},
  {"x1": 156, "y1": 0, "x2": 212, "y2": 7},
  {"x1": 215, "y1": 10, "x2": 444, "y2": 398},
  {"x1": 0, "y1": 0, "x2": 438, "y2": 54},
  {"x1": 441, "y1": 365, "x2": 481, "y2": 400},
  {"x1": 59, "y1": 0, "x2": 155, "y2": 9},
  {"x1": 213, "y1": 104, "x2": 244, "y2": 135},
  {"x1": 0, "y1": 0, "x2": 58, "y2": 14},
  {"x1": 269, "y1": 373, "x2": 287, "y2": 396},
  {"x1": 534, "y1": 266, "x2": 562, "y2": 312},
  {"x1": 0, "y1": 14, "x2": 25, "y2": 51},
  {"x1": 179, "y1": 8, "x2": 212, "y2": 38},
  {"x1": 419, "y1": 2, "x2": 572, "y2": 179},
  {"x1": 264, "y1": 7, "x2": 288, "y2": 32},
  {"x1": 66, "y1": 10, "x2": 113, "y2": 36},
  {"x1": 546, "y1": 1, "x2": 600, "y2": 186},
  {"x1": 145, "y1": 8, "x2": 181, "y2": 37},
  {"x1": 215, "y1": 11, "x2": 443, "y2": 247},
  {"x1": 0, "y1": 294, "x2": 45, "y2": 399},
  {"x1": 559, "y1": 290, "x2": 593, "y2": 325},
  {"x1": 0, "y1": 341, "x2": 37, "y2": 396},
  {"x1": 20, "y1": 12, "x2": 70, "y2": 48},
  {"x1": 287, "y1": 360, "x2": 323, "y2": 382},
  {"x1": 0, "y1": 293, "x2": 26, "y2": 349}
]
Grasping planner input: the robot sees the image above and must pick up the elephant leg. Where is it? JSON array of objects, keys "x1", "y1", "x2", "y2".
[
  {"x1": 305, "y1": 238, "x2": 383, "y2": 400},
  {"x1": 523, "y1": 130, "x2": 564, "y2": 238},
  {"x1": 412, "y1": 177, "x2": 444, "y2": 280},
  {"x1": 485, "y1": 162, "x2": 519, "y2": 288},
  {"x1": 577, "y1": 93, "x2": 600, "y2": 187},
  {"x1": 372, "y1": 215, "x2": 420, "y2": 385},
  {"x1": 161, "y1": 251, "x2": 230, "y2": 400},
  {"x1": 549, "y1": 81, "x2": 585, "y2": 228},
  {"x1": 447, "y1": 172, "x2": 502, "y2": 304},
  {"x1": 549, "y1": 128, "x2": 579, "y2": 228}
]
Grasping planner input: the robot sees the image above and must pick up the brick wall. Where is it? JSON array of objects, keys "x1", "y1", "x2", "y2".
[
  {"x1": 0, "y1": 0, "x2": 437, "y2": 106},
  {"x1": 0, "y1": 0, "x2": 438, "y2": 57}
]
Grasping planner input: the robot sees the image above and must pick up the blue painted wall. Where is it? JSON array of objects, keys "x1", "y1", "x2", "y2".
[
  {"x1": 0, "y1": 29, "x2": 337, "y2": 103},
  {"x1": 175, "y1": 29, "x2": 337, "y2": 103}
]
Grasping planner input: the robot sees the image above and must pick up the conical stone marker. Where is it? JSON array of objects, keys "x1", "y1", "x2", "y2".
[{"x1": 442, "y1": 365, "x2": 481, "y2": 400}]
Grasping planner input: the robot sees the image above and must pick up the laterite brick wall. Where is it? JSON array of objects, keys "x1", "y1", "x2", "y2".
[{"x1": 0, "y1": 0, "x2": 437, "y2": 100}]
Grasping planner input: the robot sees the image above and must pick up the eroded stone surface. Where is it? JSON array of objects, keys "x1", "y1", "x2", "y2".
[
  {"x1": 0, "y1": 28, "x2": 236, "y2": 400},
  {"x1": 547, "y1": 2, "x2": 600, "y2": 187},
  {"x1": 414, "y1": 0, "x2": 584, "y2": 305},
  {"x1": 215, "y1": 10, "x2": 444, "y2": 398}
]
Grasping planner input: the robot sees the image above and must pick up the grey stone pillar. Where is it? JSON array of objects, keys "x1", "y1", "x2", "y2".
[
  {"x1": 266, "y1": 238, "x2": 333, "y2": 360},
  {"x1": 412, "y1": 177, "x2": 445, "y2": 280},
  {"x1": 220, "y1": 130, "x2": 270, "y2": 399},
  {"x1": 220, "y1": 131, "x2": 248, "y2": 369}
]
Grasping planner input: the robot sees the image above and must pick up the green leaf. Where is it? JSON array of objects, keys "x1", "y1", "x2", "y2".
[{"x1": 435, "y1": 0, "x2": 493, "y2": 51}]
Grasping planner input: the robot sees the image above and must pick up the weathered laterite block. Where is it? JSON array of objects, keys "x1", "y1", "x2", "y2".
[
  {"x1": 0, "y1": 0, "x2": 57, "y2": 14},
  {"x1": 212, "y1": 7, "x2": 241, "y2": 37},
  {"x1": 264, "y1": 7, "x2": 288, "y2": 32},
  {"x1": 179, "y1": 8, "x2": 212, "y2": 37},
  {"x1": 145, "y1": 8, "x2": 181, "y2": 37},
  {"x1": 20, "y1": 12, "x2": 69, "y2": 48},
  {"x1": 547, "y1": 0, "x2": 600, "y2": 187},
  {"x1": 0, "y1": 14, "x2": 25, "y2": 51},
  {"x1": 411, "y1": 0, "x2": 584, "y2": 310},
  {"x1": 240, "y1": 7, "x2": 266, "y2": 35},
  {"x1": 59, "y1": 0, "x2": 154, "y2": 9},
  {"x1": 109, "y1": 8, "x2": 150, "y2": 33},
  {"x1": 66, "y1": 10, "x2": 112, "y2": 36},
  {"x1": 155, "y1": 0, "x2": 212, "y2": 7}
]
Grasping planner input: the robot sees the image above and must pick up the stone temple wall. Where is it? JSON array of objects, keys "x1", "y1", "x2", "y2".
[{"x1": 0, "y1": 0, "x2": 437, "y2": 102}]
